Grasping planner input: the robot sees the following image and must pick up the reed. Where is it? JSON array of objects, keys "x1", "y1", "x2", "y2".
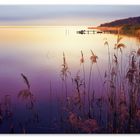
[
  {"x1": 80, "y1": 50, "x2": 86, "y2": 114},
  {"x1": 61, "y1": 52, "x2": 70, "y2": 99},
  {"x1": 18, "y1": 73, "x2": 39, "y2": 132},
  {"x1": 87, "y1": 50, "x2": 98, "y2": 118}
]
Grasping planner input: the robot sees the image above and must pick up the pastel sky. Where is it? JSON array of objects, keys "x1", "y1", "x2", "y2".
[{"x1": 0, "y1": 5, "x2": 140, "y2": 26}]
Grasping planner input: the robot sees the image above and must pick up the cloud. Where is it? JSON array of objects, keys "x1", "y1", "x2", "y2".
[{"x1": 0, "y1": 5, "x2": 139, "y2": 25}]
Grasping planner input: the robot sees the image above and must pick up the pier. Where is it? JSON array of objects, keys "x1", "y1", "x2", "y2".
[{"x1": 76, "y1": 30, "x2": 103, "y2": 34}]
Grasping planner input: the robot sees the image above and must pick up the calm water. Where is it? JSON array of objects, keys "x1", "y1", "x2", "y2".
[{"x1": 0, "y1": 26, "x2": 139, "y2": 133}]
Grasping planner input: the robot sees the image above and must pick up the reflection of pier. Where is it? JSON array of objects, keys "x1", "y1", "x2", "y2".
[{"x1": 76, "y1": 30, "x2": 103, "y2": 34}]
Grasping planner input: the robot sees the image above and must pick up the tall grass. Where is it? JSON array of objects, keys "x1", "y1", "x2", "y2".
[
  {"x1": 87, "y1": 50, "x2": 98, "y2": 118},
  {"x1": 61, "y1": 52, "x2": 70, "y2": 98},
  {"x1": 80, "y1": 50, "x2": 86, "y2": 115},
  {"x1": 18, "y1": 73, "x2": 39, "y2": 127}
]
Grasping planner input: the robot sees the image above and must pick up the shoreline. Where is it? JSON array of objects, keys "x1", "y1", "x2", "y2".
[{"x1": 88, "y1": 26, "x2": 140, "y2": 39}]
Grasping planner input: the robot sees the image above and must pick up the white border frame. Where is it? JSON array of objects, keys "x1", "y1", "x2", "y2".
[{"x1": 0, "y1": 0, "x2": 139, "y2": 5}]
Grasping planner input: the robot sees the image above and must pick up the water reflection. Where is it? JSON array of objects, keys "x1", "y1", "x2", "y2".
[{"x1": 0, "y1": 26, "x2": 140, "y2": 133}]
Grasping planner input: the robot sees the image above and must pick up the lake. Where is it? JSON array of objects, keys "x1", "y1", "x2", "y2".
[{"x1": 0, "y1": 26, "x2": 140, "y2": 133}]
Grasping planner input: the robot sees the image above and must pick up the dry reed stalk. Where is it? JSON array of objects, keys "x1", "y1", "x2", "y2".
[
  {"x1": 18, "y1": 73, "x2": 39, "y2": 124},
  {"x1": 87, "y1": 50, "x2": 98, "y2": 118},
  {"x1": 61, "y1": 52, "x2": 70, "y2": 99},
  {"x1": 104, "y1": 39, "x2": 111, "y2": 77},
  {"x1": 80, "y1": 50, "x2": 86, "y2": 116}
]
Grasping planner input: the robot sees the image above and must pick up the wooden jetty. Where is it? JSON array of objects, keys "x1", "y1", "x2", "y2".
[
  {"x1": 76, "y1": 30, "x2": 103, "y2": 34},
  {"x1": 77, "y1": 30, "x2": 96, "y2": 34}
]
